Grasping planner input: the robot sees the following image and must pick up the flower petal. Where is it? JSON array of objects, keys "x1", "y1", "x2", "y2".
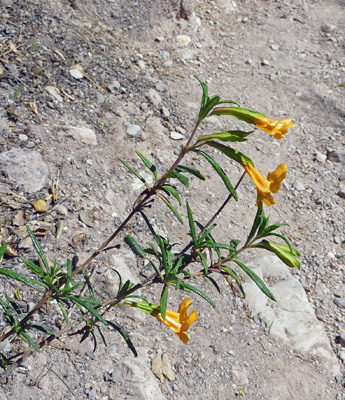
[{"x1": 268, "y1": 163, "x2": 288, "y2": 193}]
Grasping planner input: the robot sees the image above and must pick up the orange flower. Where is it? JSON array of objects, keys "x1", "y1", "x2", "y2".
[
  {"x1": 154, "y1": 298, "x2": 198, "y2": 344},
  {"x1": 243, "y1": 162, "x2": 288, "y2": 206},
  {"x1": 253, "y1": 116, "x2": 297, "y2": 140}
]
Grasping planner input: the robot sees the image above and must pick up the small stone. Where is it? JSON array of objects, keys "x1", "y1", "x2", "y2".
[
  {"x1": 55, "y1": 204, "x2": 68, "y2": 216},
  {"x1": 315, "y1": 152, "x2": 327, "y2": 163},
  {"x1": 126, "y1": 124, "x2": 141, "y2": 137},
  {"x1": 164, "y1": 60, "x2": 173, "y2": 67},
  {"x1": 67, "y1": 127, "x2": 97, "y2": 145},
  {"x1": 334, "y1": 298, "x2": 345, "y2": 309},
  {"x1": 293, "y1": 181, "x2": 305, "y2": 191},
  {"x1": 18, "y1": 134, "x2": 28, "y2": 142},
  {"x1": 170, "y1": 131, "x2": 185, "y2": 140},
  {"x1": 337, "y1": 186, "x2": 345, "y2": 199},
  {"x1": 321, "y1": 24, "x2": 337, "y2": 33},
  {"x1": 161, "y1": 106, "x2": 170, "y2": 118},
  {"x1": 176, "y1": 35, "x2": 191, "y2": 46},
  {"x1": 0, "y1": 149, "x2": 48, "y2": 193},
  {"x1": 45, "y1": 86, "x2": 63, "y2": 102},
  {"x1": 147, "y1": 89, "x2": 162, "y2": 106},
  {"x1": 337, "y1": 332, "x2": 345, "y2": 347},
  {"x1": 339, "y1": 351, "x2": 345, "y2": 362},
  {"x1": 137, "y1": 60, "x2": 145, "y2": 69},
  {"x1": 334, "y1": 236, "x2": 341, "y2": 244},
  {"x1": 155, "y1": 82, "x2": 167, "y2": 92},
  {"x1": 171, "y1": 383, "x2": 179, "y2": 392},
  {"x1": 26, "y1": 141, "x2": 35, "y2": 148},
  {"x1": 69, "y1": 68, "x2": 83, "y2": 79},
  {"x1": 261, "y1": 59, "x2": 270, "y2": 66},
  {"x1": 245, "y1": 58, "x2": 253, "y2": 65},
  {"x1": 140, "y1": 103, "x2": 148, "y2": 111},
  {"x1": 155, "y1": 36, "x2": 165, "y2": 42},
  {"x1": 161, "y1": 51, "x2": 170, "y2": 59},
  {"x1": 270, "y1": 44, "x2": 279, "y2": 51}
]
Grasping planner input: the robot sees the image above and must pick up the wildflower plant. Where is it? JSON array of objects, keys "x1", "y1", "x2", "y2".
[{"x1": 0, "y1": 77, "x2": 299, "y2": 379}]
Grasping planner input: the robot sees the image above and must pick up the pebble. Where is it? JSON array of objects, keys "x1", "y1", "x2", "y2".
[
  {"x1": 315, "y1": 152, "x2": 327, "y2": 163},
  {"x1": 339, "y1": 351, "x2": 345, "y2": 362},
  {"x1": 164, "y1": 60, "x2": 173, "y2": 67},
  {"x1": 0, "y1": 149, "x2": 48, "y2": 193},
  {"x1": 126, "y1": 123, "x2": 141, "y2": 137},
  {"x1": 155, "y1": 82, "x2": 167, "y2": 92},
  {"x1": 293, "y1": 181, "x2": 305, "y2": 191},
  {"x1": 69, "y1": 68, "x2": 83, "y2": 79},
  {"x1": 67, "y1": 127, "x2": 97, "y2": 145},
  {"x1": 327, "y1": 150, "x2": 345, "y2": 164},
  {"x1": 155, "y1": 36, "x2": 165, "y2": 42},
  {"x1": 337, "y1": 186, "x2": 345, "y2": 199},
  {"x1": 337, "y1": 332, "x2": 345, "y2": 347},
  {"x1": 334, "y1": 298, "x2": 345, "y2": 309},
  {"x1": 147, "y1": 88, "x2": 162, "y2": 106},
  {"x1": 45, "y1": 86, "x2": 64, "y2": 102},
  {"x1": 18, "y1": 134, "x2": 28, "y2": 142},
  {"x1": 261, "y1": 59, "x2": 270, "y2": 66},
  {"x1": 137, "y1": 60, "x2": 145, "y2": 69},
  {"x1": 170, "y1": 131, "x2": 185, "y2": 140},
  {"x1": 270, "y1": 44, "x2": 279, "y2": 51},
  {"x1": 176, "y1": 35, "x2": 191, "y2": 46},
  {"x1": 140, "y1": 103, "x2": 148, "y2": 111},
  {"x1": 161, "y1": 106, "x2": 170, "y2": 118},
  {"x1": 161, "y1": 51, "x2": 170, "y2": 59},
  {"x1": 55, "y1": 204, "x2": 68, "y2": 216}
]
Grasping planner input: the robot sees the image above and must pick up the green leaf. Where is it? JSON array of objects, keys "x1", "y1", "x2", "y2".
[
  {"x1": 205, "y1": 275, "x2": 221, "y2": 294},
  {"x1": 209, "y1": 106, "x2": 267, "y2": 124},
  {"x1": 66, "y1": 295, "x2": 108, "y2": 325},
  {"x1": 167, "y1": 170, "x2": 189, "y2": 188},
  {"x1": 179, "y1": 281, "x2": 215, "y2": 308},
  {"x1": 19, "y1": 331, "x2": 40, "y2": 351},
  {"x1": 57, "y1": 301, "x2": 69, "y2": 323},
  {"x1": 186, "y1": 201, "x2": 197, "y2": 244},
  {"x1": 21, "y1": 258, "x2": 45, "y2": 278},
  {"x1": 161, "y1": 185, "x2": 182, "y2": 206},
  {"x1": 193, "y1": 149, "x2": 238, "y2": 200},
  {"x1": 30, "y1": 324, "x2": 55, "y2": 336},
  {"x1": 160, "y1": 284, "x2": 169, "y2": 321},
  {"x1": 259, "y1": 223, "x2": 290, "y2": 237},
  {"x1": 232, "y1": 260, "x2": 276, "y2": 301},
  {"x1": 117, "y1": 157, "x2": 150, "y2": 189},
  {"x1": 26, "y1": 226, "x2": 50, "y2": 272},
  {"x1": 206, "y1": 140, "x2": 254, "y2": 166},
  {"x1": 196, "y1": 251, "x2": 208, "y2": 274},
  {"x1": 220, "y1": 265, "x2": 245, "y2": 297},
  {"x1": 81, "y1": 268, "x2": 96, "y2": 300},
  {"x1": 135, "y1": 151, "x2": 158, "y2": 182},
  {"x1": 0, "y1": 268, "x2": 41, "y2": 291},
  {"x1": 107, "y1": 320, "x2": 138, "y2": 357},
  {"x1": 176, "y1": 165, "x2": 205, "y2": 181},
  {"x1": 125, "y1": 235, "x2": 145, "y2": 257},
  {"x1": 170, "y1": 256, "x2": 184, "y2": 276},
  {"x1": 5, "y1": 295, "x2": 23, "y2": 319},
  {"x1": 0, "y1": 298, "x2": 16, "y2": 325},
  {"x1": 246, "y1": 201, "x2": 265, "y2": 244},
  {"x1": 197, "y1": 130, "x2": 253, "y2": 144},
  {"x1": 197, "y1": 224, "x2": 216, "y2": 246},
  {"x1": 0, "y1": 243, "x2": 7, "y2": 261},
  {"x1": 163, "y1": 199, "x2": 184, "y2": 225}
]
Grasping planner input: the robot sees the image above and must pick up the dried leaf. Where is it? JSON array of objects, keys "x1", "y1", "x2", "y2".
[
  {"x1": 33, "y1": 200, "x2": 49, "y2": 213},
  {"x1": 33, "y1": 227, "x2": 48, "y2": 237},
  {"x1": 56, "y1": 220, "x2": 64, "y2": 240},
  {"x1": 53, "y1": 48, "x2": 66, "y2": 60},
  {"x1": 13, "y1": 209, "x2": 25, "y2": 226},
  {"x1": 73, "y1": 233, "x2": 86, "y2": 243},
  {"x1": 151, "y1": 354, "x2": 175, "y2": 382},
  {"x1": 5, "y1": 244, "x2": 18, "y2": 257},
  {"x1": 9, "y1": 42, "x2": 18, "y2": 54},
  {"x1": 28, "y1": 101, "x2": 38, "y2": 115}
]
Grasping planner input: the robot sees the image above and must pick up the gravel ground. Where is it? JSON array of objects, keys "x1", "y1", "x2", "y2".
[{"x1": 0, "y1": 0, "x2": 345, "y2": 399}]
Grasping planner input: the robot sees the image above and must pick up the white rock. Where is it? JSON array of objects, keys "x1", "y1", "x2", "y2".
[
  {"x1": 67, "y1": 127, "x2": 97, "y2": 145},
  {"x1": 176, "y1": 35, "x2": 191, "y2": 46},
  {"x1": 170, "y1": 131, "x2": 185, "y2": 140},
  {"x1": 137, "y1": 60, "x2": 146, "y2": 69},
  {"x1": 243, "y1": 255, "x2": 341, "y2": 376},
  {"x1": 293, "y1": 181, "x2": 305, "y2": 191},
  {"x1": 0, "y1": 149, "x2": 48, "y2": 193},
  {"x1": 147, "y1": 89, "x2": 162, "y2": 106},
  {"x1": 131, "y1": 171, "x2": 153, "y2": 191},
  {"x1": 45, "y1": 86, "x2": 63, "y2": 102},
  {"x1": 127, "y1": 124, "x2": 141, "y2": 137},
  {"x1": 315, "y1": 152, "x2": 327, "y2": 163},
  {"x1": 69, "y1": 68, "x2": 84, "y2": 79}
]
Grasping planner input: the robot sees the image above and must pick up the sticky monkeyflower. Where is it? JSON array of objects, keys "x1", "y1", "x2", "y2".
[
  {"x1": 124, "y1": 298, "x2": 198, "y2": 344},
  {"x1": 209, "y1": 107, "x2": 297, "y2": 140},
  {"x1": 252, "y1": 116, "x2": 297, "y2": 140},
  {"x1": 242, "y1": 162, "x2": 288, "y2": 206}
]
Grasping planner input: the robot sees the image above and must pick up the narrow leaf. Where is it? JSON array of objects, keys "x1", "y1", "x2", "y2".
[
  {"x1": 30, "y1": 324, "x2": 55, "y2": 336},
  {"x1": 206, "y1": 140, "x2": 254, "y2": 166},
  {"x1": 107, "y1": 320, "x2": 138, "y2": 357},
  {"x1": 135, "y1": 151, "x2": 158, "y2": 181},
  {"x1": 125, "y1": 235, "x2": 145, "y2": 257},
  {"x1": 197, "y1": 130, "x2": 253, "y2": 143},
  {"x1": 176, "y1": 165, "x2": 205, "y2": 181},
  {"x1": 205, "y1": 275, "x2": 221, "y2": 293},
  {"x1": 19, "y1": 331, "x2": 40, "y2": 351},
  {"x1": 232, "y1": 260, "x2": 276, "y2": 301},
  {"x1": 179, "y1": 282, "x2": 215, "y2": 308},
  {"x1": 67, "y1": 296, "x2": 108, "y2": 325},
  {"x1": 0, "y1": 243, "x2": 7, "y2": 261},
  {"x1": 160, "y1": 284, "x2": 169, "y2": 320},
  {"x1": 246, "y1": 201, "x2": 265, "y2": 244},
  {"x1": 186, "y1": 201, "x2": 197, "y2": 243},
  {"x1": 117, "y1": 157, "x2": 150, "y2": 189},
  {"x1": 26, "y1": 226, "x2": 49, "y2": 272},
  {"x1": 193, "y1": 149, "x2": 238, "y2": 200},
  {"x1": 220, "y1": 265, "x2": 245, "y2": 297},
  {"x1": 0, "y1": 268, "x2": 41, "y2": 290},
  {"x1": 196, "y1": 251, "x2": 208, "y2": 274},
  {"x1": 166, "y1": 170, "x2": 189, "y2": 188},
  {"x1": 163, "y1": 199, "x2": 184, "y2": 225},
  {"x1": 161, "y1": 185, "x2": 182, "y2": 206},
  {"x1": 21, "y1": 258, "x2": 45, "y2": 277},
  {"x1": 57, "y1": 301, "x2": 69, "y2": 323}
]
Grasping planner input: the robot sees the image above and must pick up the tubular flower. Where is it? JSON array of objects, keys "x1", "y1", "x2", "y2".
[
  {"x1": 243, "y1": 162, "x2": 288, "y2": 206},
  {"x1": 154, "y1": 298, "x2": 198, "y2": 344},
  {"x1": 253, "y1": 116, "x2": 297, "y2": 140}
]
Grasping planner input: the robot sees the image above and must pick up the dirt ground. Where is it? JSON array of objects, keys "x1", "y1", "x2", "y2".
[{"x1": 0, "y1": 0, "x2": 345, "y2": 399}]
